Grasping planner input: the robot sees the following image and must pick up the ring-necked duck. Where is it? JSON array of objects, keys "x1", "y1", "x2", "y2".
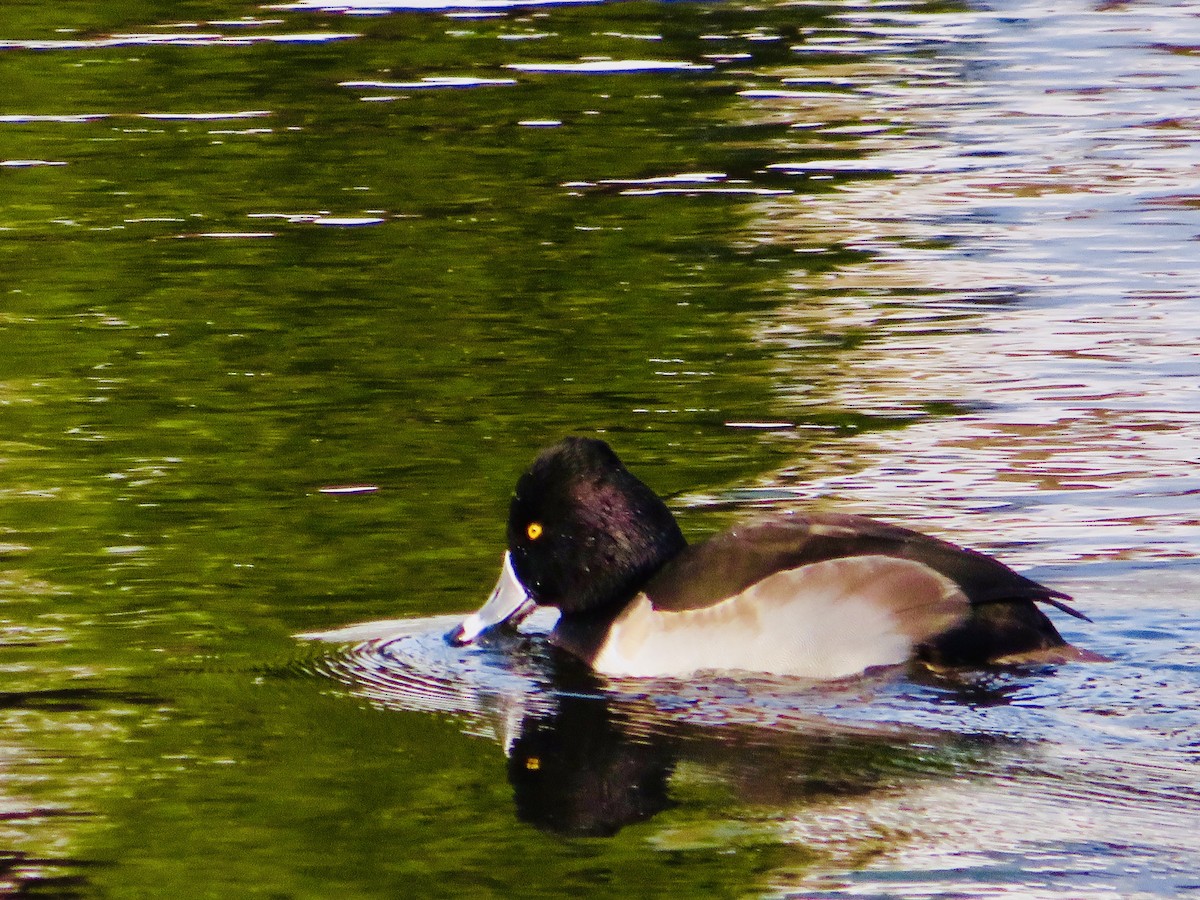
[{"x1": 448, "y1": 437, "x2": 1098, "y2": 678}]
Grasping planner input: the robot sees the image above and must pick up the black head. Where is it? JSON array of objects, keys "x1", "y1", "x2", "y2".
[{"x1": 507, "y1": 438, "x2": 686, "y2": 615}]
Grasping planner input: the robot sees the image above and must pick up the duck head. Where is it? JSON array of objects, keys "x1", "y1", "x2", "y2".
[{"x1": 448, "y1": 437, "x2": 686, "y2": 646}]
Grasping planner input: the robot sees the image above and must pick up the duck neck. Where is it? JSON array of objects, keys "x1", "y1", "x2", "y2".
[{"x1": 552, "y1": 535, "x2": 684, "y2": 665}]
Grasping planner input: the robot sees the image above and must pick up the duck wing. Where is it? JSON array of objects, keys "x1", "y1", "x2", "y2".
[{"x1": 644, "y1": 513, "x2": 1085, "y2": 618}]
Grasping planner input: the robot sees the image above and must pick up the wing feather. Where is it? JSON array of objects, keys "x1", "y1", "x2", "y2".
[{"x1": 645, "y1": 513, "x2": 1081, "y2": 616}]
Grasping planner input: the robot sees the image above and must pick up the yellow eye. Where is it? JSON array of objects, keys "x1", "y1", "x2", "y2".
[{"x1": 526, "y1": 522, "x2": 544, "y2": 541}]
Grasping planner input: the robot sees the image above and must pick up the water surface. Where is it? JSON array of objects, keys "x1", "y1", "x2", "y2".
[{"x1": 1, "y1": 0, "x2": 1198, "y2": 896}]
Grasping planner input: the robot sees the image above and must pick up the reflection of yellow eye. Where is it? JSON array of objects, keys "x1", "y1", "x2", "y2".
[{"x1": 526, "y1": 522, "x2": 543, "y2": 541}]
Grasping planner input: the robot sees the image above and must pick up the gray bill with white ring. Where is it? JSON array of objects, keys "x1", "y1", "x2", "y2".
[{"x1": 446, "y1": 551, "x2": 535, "y2": 646}]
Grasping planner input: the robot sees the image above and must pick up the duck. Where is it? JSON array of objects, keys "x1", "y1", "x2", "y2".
[{"x1": 447, "y1": 437, "x2": 1098, "y2": 679}]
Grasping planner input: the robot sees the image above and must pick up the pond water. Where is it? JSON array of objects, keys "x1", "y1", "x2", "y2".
[{"x1": 1, "y1": 0, "x2": 1198, "y2": 896}]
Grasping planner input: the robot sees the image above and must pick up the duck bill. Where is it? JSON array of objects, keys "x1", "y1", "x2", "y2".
[{"x1": 446, "y1": 552, "x2": 536, "y2": 646}]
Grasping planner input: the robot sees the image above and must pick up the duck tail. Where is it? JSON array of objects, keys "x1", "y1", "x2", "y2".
[{"x1": 1040, "y1": 591, "x2": 1092, "y2": 623}]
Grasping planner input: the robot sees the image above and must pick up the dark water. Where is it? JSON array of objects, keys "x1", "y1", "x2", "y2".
[{"x1": 1, "y1": 0, "x2": 1198, "y2": 896}]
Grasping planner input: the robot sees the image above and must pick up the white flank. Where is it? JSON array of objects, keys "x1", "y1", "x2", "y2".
[{"x1": 591, "y1": 556, "x2": 967, "y2": 680}]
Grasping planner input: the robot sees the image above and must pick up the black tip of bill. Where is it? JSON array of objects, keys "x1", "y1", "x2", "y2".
[{"x1": 445, "y1": 552, "x2": 535, "y2": 648}]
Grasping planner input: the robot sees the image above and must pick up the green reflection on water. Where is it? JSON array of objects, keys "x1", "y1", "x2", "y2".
[
  {"x1": 0, "y1": 0, "x2": 964, "y2": 894},
  {"x1": 78, "y1": 672, "x2": 827, "y2": 898}
]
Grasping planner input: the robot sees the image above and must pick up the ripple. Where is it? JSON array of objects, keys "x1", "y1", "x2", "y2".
[
  {"x1": 190, "y1": 231, "x2": 276, "y2": 239},
  {"x1": 0, "y1": 160, "x2": 68, "y2": 168},
  {"x1": 506, "y1": 60, "x2": 712, "y2": 73},
  {"x1": 140, "y1": 111, "x2": 272, "y2": 121},
  {"x1": 566, "y1": 171, "x2": 789, "y2": 197},
  {"x1": 247, "y1": 213, "x2": 387, "y2": 227},
  {"x1": 301, "y1": 614, "x2": 560, "y2": 742},
  {"x1": 340, "y1": 77, "x2": 517, "y2": 89},
  {"x1": 0, "y1": 115, "x2": 108, "y2": 124},
  {"x1": 304, "y1": 612, "x2": 930, "y2": 738},
  {"x1": 621, "y1": 186, "x2": 791, "y2": 197},
  {"x1": 272, "y1": 0, "x2": 602, "y2": 11},
  {"x1": 0, "y1": 32, "x2": 357, "y2": 49},
  {"x1": 566, "y1": 172, "x2": 728, "y2": 188},
  {"x1": 299, "y1": 594, "x2": 1197, "y2": 753}
]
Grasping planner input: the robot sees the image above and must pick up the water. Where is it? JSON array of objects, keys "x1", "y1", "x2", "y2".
[{"x1": 1, "y1": 0, "x2": 1198, "y2": 896}]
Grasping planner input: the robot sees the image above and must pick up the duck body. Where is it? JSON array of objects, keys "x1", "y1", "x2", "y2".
[{"x1": 449, "y1": 437, "x2": 1094, "y2": 679}]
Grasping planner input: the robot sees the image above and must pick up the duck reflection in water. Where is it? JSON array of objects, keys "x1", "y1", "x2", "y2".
[
  {"x1": 506, "y1": 682, "x2": 676, "y2": 837},
  {"x1": 304, "y1": 617, "x2": 1043, "y2": 839},
  {"x1": 499, "y1": 655, "x2": 1022, "y2": 838}
]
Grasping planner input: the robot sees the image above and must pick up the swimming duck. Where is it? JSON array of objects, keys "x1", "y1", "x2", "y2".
[{"x1": 448, "y1": 437, "x2": 1095, "y2": 679}]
